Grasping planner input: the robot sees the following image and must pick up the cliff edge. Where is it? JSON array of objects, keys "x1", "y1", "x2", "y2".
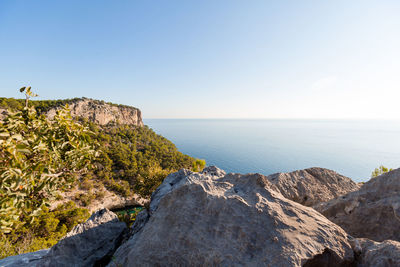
[{"x1": 46, "y1": 98, "x2": 143, "y2": 126}]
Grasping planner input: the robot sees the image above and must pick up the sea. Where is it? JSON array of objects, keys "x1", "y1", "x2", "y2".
[{"x1": 144, "y1": 119, "x2": 400, "y2": 182}]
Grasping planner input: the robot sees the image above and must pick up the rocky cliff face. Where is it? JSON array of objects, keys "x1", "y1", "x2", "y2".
[
  {"x1": 315, "y1": 168, "x2": 400, "y2": 242},
  {"x1": 267, "y1": 167, "x2": 360, "y2": 206},
  {"x1": 46, "y1": 98, "x2": 143, "y2": 126}
]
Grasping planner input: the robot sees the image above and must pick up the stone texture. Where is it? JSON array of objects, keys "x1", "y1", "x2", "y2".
[
  {"x1": 0, "y1": 249, "x2": 49, "y2": 267},
  {"x1": 267, "y1": 167, "x2": 360, "y2": 206},
  {"x1": 315, "y1": 168, "x2": 400, "y2": 242},
  {"x1": 46, "y1": 98, "x2": 143, "y2": 126},
  {"x1": 110, "y1": 166, "x2": 354, "y2": 267},
  {"x1": 351, "y1": 238, "x2": 400, "y2": 267},
  {"x1": 40, "y1": 208, "x2": 127, "y2": 267}
]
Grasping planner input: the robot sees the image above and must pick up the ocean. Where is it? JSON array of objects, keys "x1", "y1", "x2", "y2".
[{"x1": 144, "y1": 119, "x2": 400, "y2": 182}]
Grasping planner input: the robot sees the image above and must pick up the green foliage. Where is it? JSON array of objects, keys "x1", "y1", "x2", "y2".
[
  {"x1": 90, "y1": 123, "x2": 202, "y2": 197},
  {"x1": 0, "y1": 98, "x2": 23, "y2": 110},
  {"x1": 0, "y1": 201, "x2": 89, "y2": 259},
  {"x1": 192, "y1": 159, "x2": 206, "y2": 172},
  {"x1": 114, "y1": 207, "x2": 143, "y2": 228},
  {"x1": 1, "y1": 96, "x2": 205, "y2": 198},
  {"x1": 371, "y1": 165, "x2": 393, "y2": 178},
  {"x1": 0, "y1": 91, "x2": 205, "y2": 258},
  {"x1": 0, "y1": 89, "x2": 98, "y2": 234}
]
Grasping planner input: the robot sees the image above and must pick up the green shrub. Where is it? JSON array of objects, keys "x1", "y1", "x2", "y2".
[
  {"x1": 0, "y1": 88, "x2": 98, "y2": 233},
  {"x1": 371, "y1": 165, "x2": 393, "y2": 178},
  {"x1": 192, "y1": 159, "x2": 206, "y2": 172},
  {"x1": 75, "y1": 192, "x2": 96, "y2": 207},
  {"x1": 0, "y1": 201, "x2": 89, "y2": 259}
]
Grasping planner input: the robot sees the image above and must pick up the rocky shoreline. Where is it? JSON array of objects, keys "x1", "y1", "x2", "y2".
[{"x1": 1, "y1": 166, "x2": 399, "y2": 267}]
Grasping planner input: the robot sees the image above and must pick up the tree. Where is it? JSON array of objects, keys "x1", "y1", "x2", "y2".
[
  {"x1": 371, "y1": 165, "x2": 393, "y2": 178},
  {"x1": 192, "y1": 159, "x2": 206, "y2": 172},
  {"x1": 0, "y1": 88, "x2": 98, "y2": 233}
]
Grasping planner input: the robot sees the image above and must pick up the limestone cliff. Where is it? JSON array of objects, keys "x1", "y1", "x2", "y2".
[{"x1": 46, "y1": 98, "x2": 143, "y2": 126}]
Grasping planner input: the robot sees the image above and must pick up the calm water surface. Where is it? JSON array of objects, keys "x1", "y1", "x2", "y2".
[{"x1": 145, "y1": 119, "x2": 400, "y2": 182}]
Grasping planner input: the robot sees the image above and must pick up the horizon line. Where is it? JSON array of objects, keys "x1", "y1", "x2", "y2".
[{"x1": 144, "y1": 117, "x2": 400, "y2": 121}]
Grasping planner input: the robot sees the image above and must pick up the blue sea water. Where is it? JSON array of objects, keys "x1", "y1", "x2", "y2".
[{"x1": 144, "y1": 119, "x2": 400, "y2": 182}]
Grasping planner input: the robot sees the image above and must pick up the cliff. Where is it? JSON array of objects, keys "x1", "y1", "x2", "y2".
[
  {"x1": 46, "y1": 98, "x2": 143, "y2": 126},
  {"x1": 0, "y1": 97, "x2": 144, "y2": 126}
]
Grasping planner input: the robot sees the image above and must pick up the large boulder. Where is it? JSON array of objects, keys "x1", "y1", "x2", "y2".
[
  {"x1": 40, "y1": 208, "x2": 127, "y2": 267},
  {"x1": 315, "y1": 168, "x2": 400, "y2": 242},
  {"x1": 110, "y1": 166, "x2": 354, "y2": 266},
  {"x1": 267, "y1": 167, "x2": 360, "y2": 206},
  {"x1": 352, "y1": 238, "x2": 400, "y2": 267}
]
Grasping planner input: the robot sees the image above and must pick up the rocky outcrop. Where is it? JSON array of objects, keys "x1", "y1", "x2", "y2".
[
  {"x1": 315, "y1": 168, "x2": 400, "y2": 242},
  {"x1": 40, "y1": 209, "x2": 127, "y2": 267},
  {"x1": 267, "y1": 167, "x2": 360, "y2": 206},
  {"x1": 110, "y1": 167, "x2": 355, "y2": 266},
  {"x1": 46, "y1": 98, "x2": 143, "y2": 126},
  {"x1": 0, "y1": 249, "x2": 49, "y2": 267},
  {"x1": 352, "y1": 238, "x2": 400, "y2": 267}
]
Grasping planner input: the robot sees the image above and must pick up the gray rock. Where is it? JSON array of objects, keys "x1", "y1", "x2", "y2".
[
  {"x1": 267, "y1": 167, "x2": 360, "y2": 206},
  {"x1": 315, "y1": 168, "x2": 400, "y2": 242},
  {"x1": 130, "y1": 209, "x2": 149, "y2": 236},
  {"x1": 149, "y1": 168, "x2": 193, "y2": 215},
  {"x1": 40, "y1": 208, "x2": 127, "y2": 267},
  {"x1": 110, "y1": 169, "x2": 354, "y2": 266},
  {"x1": 351, "y1": 238, "x2": 400, "y2": 267},
  {"x1": 201, "y1": 165, "x2": 226, "y2": 177},
  {"x1": 0, "y1": 249, "x2": 49, "y2": 267}
]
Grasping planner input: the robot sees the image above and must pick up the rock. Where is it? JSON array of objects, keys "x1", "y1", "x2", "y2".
[
  {"x1": 0, "y1": 249, "x2": 49, "y2": 267},
  {"x1": 351, "y1": 238, "x2": 400, "y2": 267},
  {"x1": 267, "y1": 167, "x2": 360, "y2": 206},
  {"x1": 39, "y1": 208, "x2": 127, "y2": 267},
  {"x1": 201, "y1": 165, "x2": 227, "y2": 177},
  {"x1": 46, "y1": 98, "x2": 143, "y2": 126},
  {"x1": 110, "y1": 167, "x2": 354, "y2": 266},
  {"x1": 149, "y1": 166, "x2": 226, "y2": 215},
  {"x1": 314, "y1": 168, "x2": 400, "y2": 242}
]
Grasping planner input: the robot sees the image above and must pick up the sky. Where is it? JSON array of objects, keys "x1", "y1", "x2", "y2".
[{"x1": 0, "y1": 0, "x2": 399, "y2": 119}]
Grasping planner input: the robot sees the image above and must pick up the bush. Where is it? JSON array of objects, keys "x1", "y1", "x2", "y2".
[
  {"x1": 0, "y1": 201, "x2": 89, "y2": 259},
  {"x1": 371, "y1": 165, "x2": 393, "y2": 178},
  {"x1": 0, "y1": 87, "x2": 98, "y2": 233},
  {"x1": 192, "y1": 159, "x2": 206, "y2": 172}
]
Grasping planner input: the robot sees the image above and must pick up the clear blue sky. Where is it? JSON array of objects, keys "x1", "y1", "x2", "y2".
[{"x1": 1, "y1": 1, "x2": 399, "y2": 119}]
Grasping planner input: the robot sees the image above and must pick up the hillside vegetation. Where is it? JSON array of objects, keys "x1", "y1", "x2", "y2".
[{"x1": 0, "y1": 89, "x2": 205, "y2": 258}]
